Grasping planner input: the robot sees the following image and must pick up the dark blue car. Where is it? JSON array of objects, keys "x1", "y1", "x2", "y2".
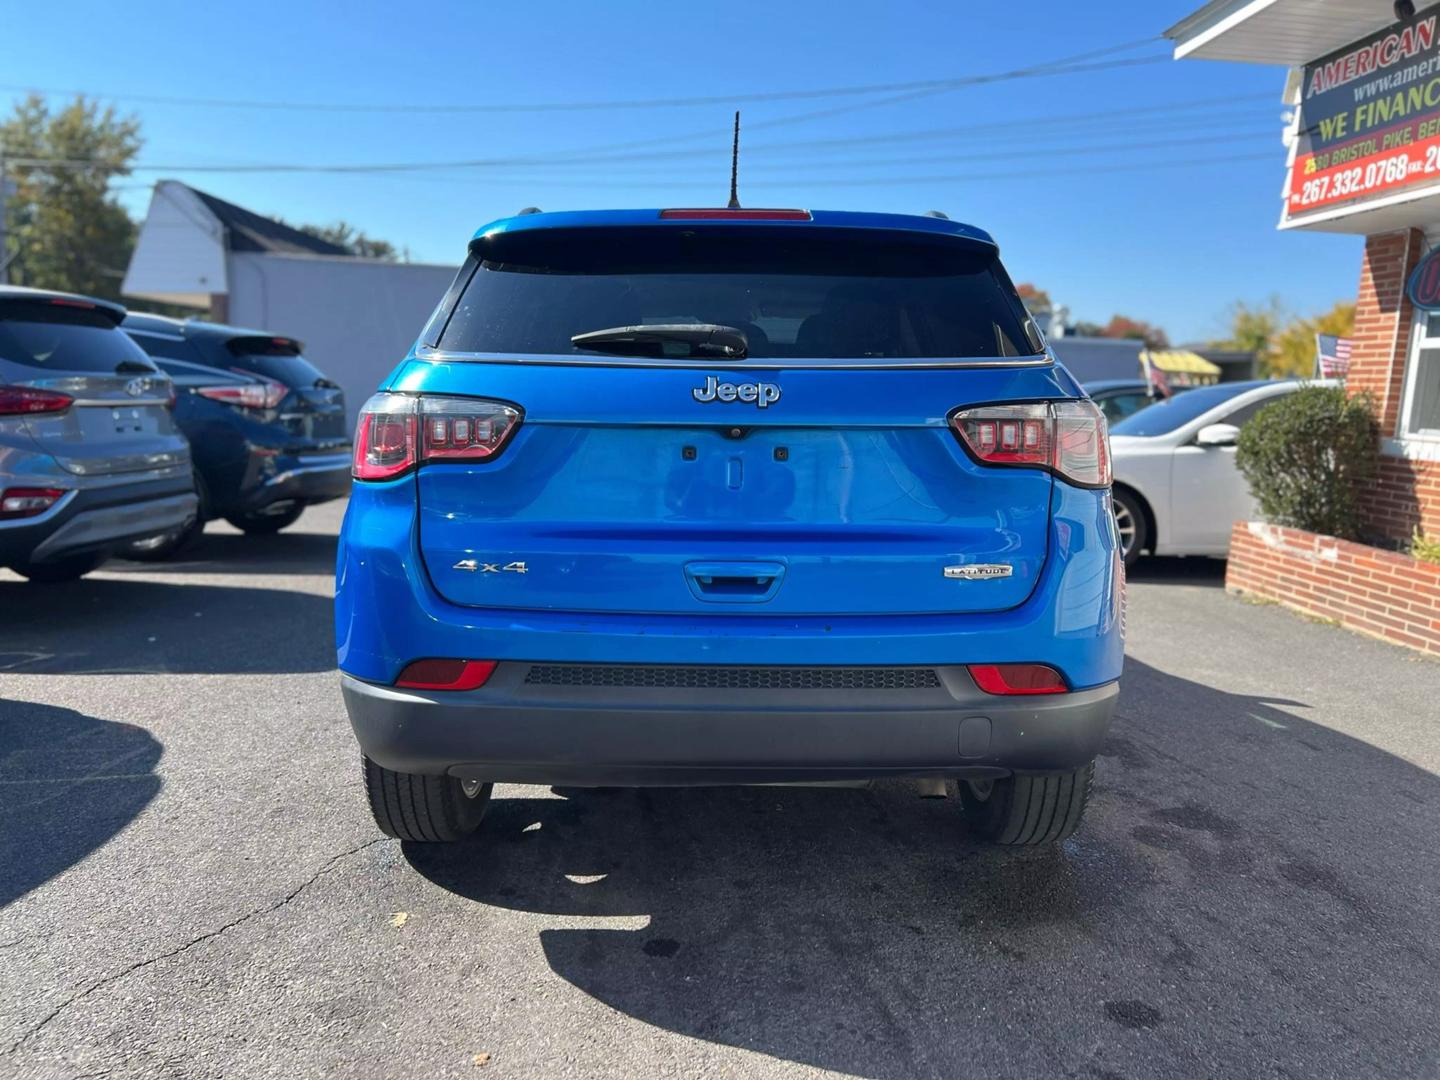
[
  {"x1": 121, "y1": 314, "x2": 350, "y2": 556},
  {"x1": 336, "y1": 207, "x2": 1124, "y2": 847}
]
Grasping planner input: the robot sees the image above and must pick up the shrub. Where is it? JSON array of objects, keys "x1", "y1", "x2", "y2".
[
  {"x1": 1414, "y1": 528, "x2": 1440, "y2": 566},
  {"x1": 1235, "y1": 386, "x2": 1377, "y2": 540}
]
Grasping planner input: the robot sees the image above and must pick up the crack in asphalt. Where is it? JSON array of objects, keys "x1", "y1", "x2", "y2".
[{"x1": 3, "y1": 836, "x2": 389, "y2": 1057}]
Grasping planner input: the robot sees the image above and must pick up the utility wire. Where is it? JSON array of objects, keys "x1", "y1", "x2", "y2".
[
  {"x1": 0, "y1": 37, "x2": 1162, "y2": 114},
  {"x1": 5, "y1": 100, "x2": 1284, "y2": 176}
]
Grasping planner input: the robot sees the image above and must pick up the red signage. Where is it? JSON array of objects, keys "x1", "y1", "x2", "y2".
[{"x1": 1286, "y1": 4, "x2": 1440, "y2": 220}]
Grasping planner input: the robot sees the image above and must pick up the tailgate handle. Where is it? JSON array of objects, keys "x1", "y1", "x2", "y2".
[{"x1": 684, "y1": 561, "x2": 785, "y2": 603}]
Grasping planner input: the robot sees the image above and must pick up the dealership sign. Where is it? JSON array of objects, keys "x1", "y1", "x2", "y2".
[{"x1": 1287, "y1": 3, "x2": 1440, "y2": 220}]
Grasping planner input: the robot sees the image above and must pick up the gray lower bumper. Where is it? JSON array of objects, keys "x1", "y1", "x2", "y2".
[
  {"x1": 341, "y1": 664, "x2": 1118, "y2": 786},
  {"x1": 29, "y1": 492, "x2": 198, "y2": 564}
]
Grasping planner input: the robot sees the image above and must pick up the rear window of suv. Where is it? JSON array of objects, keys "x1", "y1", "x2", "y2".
[
  {"x1": 435, "y1": 226, "x2": 1043, "y2": 363},
  {"x1": 0, "y1": 301, "x2": 153, "y2": 372}
]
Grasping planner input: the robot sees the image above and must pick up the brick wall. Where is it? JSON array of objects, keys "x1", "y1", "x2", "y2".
[
  {"x1": 1226, "y1": 521, "x2": 1440, "y2": 656},
  {"x1": 1346, "y1": 229, "x2": 1440, "y2": 543}
]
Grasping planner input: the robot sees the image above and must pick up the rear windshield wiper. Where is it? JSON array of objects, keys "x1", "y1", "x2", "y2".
[{"x1": 570, "y1": 323, "x2": 748, "y2": 359}]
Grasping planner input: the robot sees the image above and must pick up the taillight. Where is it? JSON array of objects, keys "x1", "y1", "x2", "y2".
[
  {"x1": 395, "y1": 658, "x2": 497, "y2": 691},
  {"x1": 0, "y1": 487, "x2": 67, "y2": 520},
  {"x1": 352, "y1": 393, "x2": 521, "y2": 480},
  {"x1": 196, "y1": 381, "x2": 287, "y2": 410},
  {"x1": 0, "y1": 386, "x2": 74, "y2": 416},
  {"x1": 659, "y1": 208, "x2": 813, "y2": 220},
  {"x1": 950, "y1": 400, "x2": 1110, "y2": 487},
  {"x1": 968, "y1": 663, "x2": 1068, "y2": 695}
]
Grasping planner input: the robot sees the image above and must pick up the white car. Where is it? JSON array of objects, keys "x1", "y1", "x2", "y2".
[{"x1": 1107, "y1": 379, "x2": 1336, "y2": 564}]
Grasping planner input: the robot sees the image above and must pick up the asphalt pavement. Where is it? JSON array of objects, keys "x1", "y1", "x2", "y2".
[{"x1": 2, "y1": 502, "x2": 1438, "y2": 1079}]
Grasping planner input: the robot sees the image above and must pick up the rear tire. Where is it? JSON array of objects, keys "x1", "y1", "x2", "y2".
[
  {"x1": 956, "y1": 762, "x2": 1094, "y2": 846},
  {"x1": 1111, "y1": 488, "x2": 1148, "y2": 566},
  {"x1": 8, "y1": 552, "x2": 107, "y2": 583},
  {"x1": 226, "y1": 504, "x2": 304, "y2": 535},
  {"x1": 362, "y1": 756, "x2": 492, "y2": 842}
]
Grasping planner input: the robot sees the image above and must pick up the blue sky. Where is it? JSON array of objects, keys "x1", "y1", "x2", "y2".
[{"x1": 0, "y1": 0, "x2": 1362, "y2": 343}]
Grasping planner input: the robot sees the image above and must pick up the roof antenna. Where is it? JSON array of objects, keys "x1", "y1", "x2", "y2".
[{"x1": 727, "y1": 111, "x2": 741, "y2": 209}]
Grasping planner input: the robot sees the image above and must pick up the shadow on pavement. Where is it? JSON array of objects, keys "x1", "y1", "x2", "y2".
[
  {"x1": 406, "y1": 659, "x2": 1440, "y2": 1077},
  {"x1": 0, "y1": 702, "x2": 162, "y2": 908},
  {"x1": 0, "y1": 578, "x2": 334, "y2": 675},
  {"x1": 1127, "y1": 555, "x2": 1226, "y2": 587},
  {"x1": 107, "y1": 529, "x2": 339, "y2": 577}
]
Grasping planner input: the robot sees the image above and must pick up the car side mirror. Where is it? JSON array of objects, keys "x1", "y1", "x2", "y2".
[{"x1": 1195, "y1": 422, "x2": 1240, "y2": 448}]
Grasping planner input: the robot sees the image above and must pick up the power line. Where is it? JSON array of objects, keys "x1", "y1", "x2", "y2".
[
  {"x1": 5, "y1": 100, "x2": 1283, "y2": 176},
  {"x1": 0, "y1": 37, "x2": 1163, "y2": 114}
]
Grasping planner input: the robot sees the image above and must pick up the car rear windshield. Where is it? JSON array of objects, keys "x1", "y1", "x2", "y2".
[
  {"x1": 1110, "y1": 383, "x2": 1260, "y2": 436},
  {"x1": 435, "y1": 227, "x2": 1043, "y2": 363},
  {"x1": 225, "y1": 337, "x2": 334, "y2": 388},
  {"x1": 0, "y1": 301, "x2": 152, "y2": 372}
]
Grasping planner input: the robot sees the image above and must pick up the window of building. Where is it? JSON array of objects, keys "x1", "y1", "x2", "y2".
[{"x1": 1402, "y1": 312, "x2": 1440, "y2": 440}]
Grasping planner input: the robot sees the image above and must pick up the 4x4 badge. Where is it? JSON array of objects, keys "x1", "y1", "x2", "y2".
[
  {"x1": 692, "y1": 375, "x2": 781, "y2": 408},
  {"x1": 944, "y1": 564, "x2": 1013, "y2": 580},
  {"x1": 454, "y1": 559, "x2": 528, "y2": 574}
]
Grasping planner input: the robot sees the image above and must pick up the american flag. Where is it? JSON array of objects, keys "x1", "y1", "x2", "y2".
[{"x1": 1316, "y1": 334, "x2": 1352, "y2": 378}]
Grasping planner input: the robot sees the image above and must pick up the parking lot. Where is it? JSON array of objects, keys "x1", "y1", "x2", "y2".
[{"x1": 2, "y1": 501, "x2": 1438, "y2": 1079}]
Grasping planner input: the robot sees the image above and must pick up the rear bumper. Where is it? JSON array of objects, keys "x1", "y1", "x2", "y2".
[
  {"x1": 342, "y1": 664, "x2": 1118, "y2": 784},
  {"x1": 0, "y1": 474, "x2": 197, "y2": 567},
  {"x1": 237, "y1": 450, "x2": 351, "y2": 513}
]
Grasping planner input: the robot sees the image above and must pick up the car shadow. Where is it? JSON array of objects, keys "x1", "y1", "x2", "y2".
[
  {"x1": 107, "y1": 529, "x2": 339, "y2": 577},
  {"x1": 0, "y1": 578, "x2": 334, "y2": 675},
  {"x1": 1127, "y1": 555, "x2": 1226, "y2": 587},
  {"x1": 405, "y1": 659, "x2": 1440, "y2": 1077},
  {"x1": 0, "y1": 702, "x2": 163, "y2": 908}
]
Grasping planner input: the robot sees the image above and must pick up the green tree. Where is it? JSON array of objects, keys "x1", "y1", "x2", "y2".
[
  {"x1": 292, "y1": 220, "x2": 401, "y2": 261},
  {"x1": 1269, "y1": 300, "x2": 1355, "y2": 378},
  {"x1": 1, "y1": 94, "x2": 140, "y2": 300},
  {"x1": 1217, "y1": 297, "x2": 1284, "y2": 358}
]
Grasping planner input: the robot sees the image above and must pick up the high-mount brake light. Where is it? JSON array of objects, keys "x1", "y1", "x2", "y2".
[
  {"x1": 0, "y1": 487, "x2": 67, "y2": 520},
  {"x1": 0, "y1": 386, "x2": 74, "y2": 416},
  {"x1": 950, "y1": 400, "x2": 1110, "y2": 487},
  {"x1": 659, "y1": 208, "x2": 812, "y2": 221},
  {"x1": 394, "y1": 658, "x2": 497, "y2": 691},
  {"x1": 352, "y1": 393, "x2": 521, "y2": 480},
  {"x1": 196, "y1": 380, "x2": 287, "y2": 410},
  {"x1": 968, "y1": 663, "x2": 1068, "y2": 695}
]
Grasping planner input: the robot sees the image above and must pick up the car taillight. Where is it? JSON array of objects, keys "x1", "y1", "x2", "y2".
[
  {"x1": 950, "y1": 400, "x2": 1110, "y2": 487},
  {"x1": 196, "y1": 381, "x2": 287, "y2": 410},
  {"x1": 352, "y1": 393, "x2": 521, "y2": 481},
  {"x1": 394, "y1": 658, "x2": 497, "y2": 691},
  {"x1": 0, "y1": 386, "x2": 74, "y2": 416},
  {"x1": 968, "y1": 663, "x2": 1068, "y2": 695},
  {"x1": 0, "y1": 487, "x2": 67, "y2": 520}
]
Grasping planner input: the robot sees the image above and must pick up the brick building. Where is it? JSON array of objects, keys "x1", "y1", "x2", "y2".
[
  {"x1": 1169, "y1": 1, "x2": 1440, "y2": 656},
  {"x1": 1168, "y1": 1, "x2": 1440, "y2": 546}
]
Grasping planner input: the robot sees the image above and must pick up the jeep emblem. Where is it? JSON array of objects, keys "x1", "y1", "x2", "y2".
[{"x1": 692, "y1": 375, "x2": 781, "y2": 408}]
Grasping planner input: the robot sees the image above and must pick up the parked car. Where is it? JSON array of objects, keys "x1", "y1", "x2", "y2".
[
  {"x1": 1109, "y1": 378, "x2": 1334, "y2": 564},
  {"x1": 0, "y1": 286, "x2": 196, "y2": 582},
  {"x1": 1084, "y1": 378, "x2": 1163, "y2": 426},
  {"x1": 336, "y1": 207, "x2": 1125, "y2": 848},
  {"x1": 121, "y1": 314, "x2": 350, "y2": 557}
]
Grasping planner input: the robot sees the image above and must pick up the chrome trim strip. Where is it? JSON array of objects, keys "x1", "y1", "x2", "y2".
[{"x1": 70, "y1": 398, "x2": 173, "y2": 407}]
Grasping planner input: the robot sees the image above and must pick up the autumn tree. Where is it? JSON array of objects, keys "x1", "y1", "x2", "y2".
[
  {"x1": 1269, "y1": 300, "x2": 1355, "y2": 377},
  {"x1": 1098, "y1": 315, "x2": 1169, "y2": 349},
  {"x1": 1, "y1": 94, "x2": 140, "y2": 300},
  {"x1": 1015, "y1": 283, "x2": 1052, "y2": 318}
]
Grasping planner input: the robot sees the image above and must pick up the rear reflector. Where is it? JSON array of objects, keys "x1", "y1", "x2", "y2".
[
  {"x1": 968, "y1": 664, "x2": 1068, "y2": 695},
  {"x1": 0, "y1": 386, "x2": 74, "y2": 416},
  {"x1": 394, "y1": 659, "x2": 497, "y2": 691},
  {"x1": 659, "y1": 208, "x2": 812, "y2": 221},
  {"x1": 0, "y1": 487, "x2": 67, "y2": 520}
]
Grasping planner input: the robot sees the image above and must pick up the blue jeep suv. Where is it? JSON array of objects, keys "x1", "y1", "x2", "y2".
[{"x1": 337, "y1": 208, "x2": 1124, "y2": 847}]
